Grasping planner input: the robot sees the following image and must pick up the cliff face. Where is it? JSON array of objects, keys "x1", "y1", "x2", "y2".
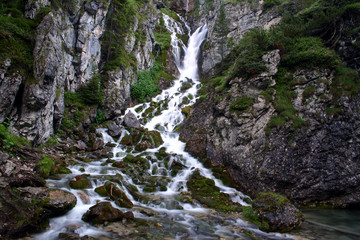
[
  {"x1": 180, "y1": 0, "x2": 360, "y2": 207},
  {"x1": 0, "y1": 0, "x2": 161, "y2": 145}
]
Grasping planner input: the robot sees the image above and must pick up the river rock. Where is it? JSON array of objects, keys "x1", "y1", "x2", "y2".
[
  {"x1": 104, "y1": 182, "x2": 133, "y2": 208},
  {"x1": 44, "y1": 189, "x2": 77, "y2": 216},
  {"x1": 252, "y1": 192, "x2": 304, "y2": 232},
  {"x1": 123, "y1": 112, "x2": 141, "y2": 128},
  {"x1": 107, "y1": 123, "x2": 122, "y2": 137},
  {"x1": 69, "y1": 175, "x2": 92, "y2": 189},
  {"x1": 82, "y1": 202, "x2": 124, "y2": 224},
  {"x1": 92, "y1": 138, "x2": 104, "y2": 151}
]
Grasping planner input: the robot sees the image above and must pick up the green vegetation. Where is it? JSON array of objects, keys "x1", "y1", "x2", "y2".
[
  {"x1": 0, "y1": 1, "x2": 36, "y2": 80},
  {"x1": 204, "y1": 0, "x2": 360, "y2": 138},
  {"x1": 0, "y1": 124, "x2": 29, "y2": 151},
  {"x1": 102, "y1": 0, "x2": 149, "y2": 71},
  {"x1": 230, "y1": 97, "x2": 254, "y2": 114},
  {"x1": 38, "y1": 154, "x2": 55, "y2": 178},
  {"x1": 131, "y1": 62, "x2": 161, "y2": 102}
]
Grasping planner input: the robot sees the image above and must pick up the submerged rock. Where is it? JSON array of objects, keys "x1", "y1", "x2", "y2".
[
  {"x1": 82, "y1": 202, "x2": 124, "y2": 224},
  {"x1": 253, "y1": 192, "x2": 304, "y2": 232}
]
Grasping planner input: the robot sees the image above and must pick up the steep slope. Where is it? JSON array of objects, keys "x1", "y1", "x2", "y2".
[{"x1": 181, "y1": 0, "x2": 360, "y2": 207}]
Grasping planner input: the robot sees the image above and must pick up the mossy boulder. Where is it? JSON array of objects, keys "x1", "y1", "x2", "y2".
[
  {"x1": 186, "y1": 170, "x2": 242, "y2": 212},
  {"x1": 95, "y1": 182, "x2": 133, "y2": 208},
  {"x1": 82, "y1": 202, "x2": 124, "y2": 224},
  {"x1": 120, "y1": 128, "x2": 163, "y2": 151},
  {"x1": 123, "y1": 154, "x2": 150, "y2": 170},
  {"x1": 252, "y1": 192, "x2": 304, "y2": 232},
  {"x1": 94, "y1": 186, "x2": 108, "y2": 197},
  {"x1": 69, "y1": 175, "x2": 92, "y2": 189}
]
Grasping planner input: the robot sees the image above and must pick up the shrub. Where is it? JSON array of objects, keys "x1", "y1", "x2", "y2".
[
  {"x1": 38, "y1": 154, "x2": 55, "y2": 178},
  {"x1": 131, "y1": 62, "x2": 162, "y2": 102},
  {"x1": 281, "y1": 37, "x2": 340, "y2": 69}
]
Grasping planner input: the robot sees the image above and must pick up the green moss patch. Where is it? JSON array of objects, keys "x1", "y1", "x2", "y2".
[{"x1": 186, "y1": 170, "x2": 241, "y2": 213}]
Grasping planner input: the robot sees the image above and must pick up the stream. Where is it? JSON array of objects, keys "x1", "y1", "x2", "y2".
[{"x1": 34, "y1": 14, "x2": 299, "y2": 240}]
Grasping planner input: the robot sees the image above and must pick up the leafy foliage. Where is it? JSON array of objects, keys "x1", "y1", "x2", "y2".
[
  {"x1": 38, "y1": 154, "x2": 55, "y2": 178},
  {"x1": 131, "y1": 62, "x2": 162, "y2": 102}
]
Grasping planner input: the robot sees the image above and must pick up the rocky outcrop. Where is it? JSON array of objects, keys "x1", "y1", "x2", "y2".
[
  {"x1": 180, "y1": 47, "x2": 360, "y2": 207},
  {"x1": 0, "y1": 59, "x2": 23, "y2": 123},
  {"x1": 191, "y1": 0, "x2": 281, "y2": 74},
  {"x1": 102, "y1": 3, "x2": 159, "y2": 119}
]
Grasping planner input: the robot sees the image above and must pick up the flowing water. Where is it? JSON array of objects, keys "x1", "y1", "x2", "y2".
[{"x1": 35, "y1": 14, "x2": 298, "y2": 240}]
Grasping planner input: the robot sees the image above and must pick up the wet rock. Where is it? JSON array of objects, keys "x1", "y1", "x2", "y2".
[
  {"x1": 252, "y1": 192, "x2": 304, "y2": 232},
  {"x1": 92, "y1": 138, "x2": 104, "y2": 151},
  {"x1": 45, "y1": 189, "x2": 77, "y2": 216},
  {"x1": 82, "y1": 202, "x2": 124, "y2": 224},
  {"x1": 95, "y1": 185, "x2": 108, "y2": 197},
  {"x1": 121, "y1": 128, "x2": 163, "y2": 151},
  {"x1": 186, "y1": 170, "x2": 242, "y2": 213},
  {"x1": 123, "y1": 112, "x2": 141, "y2": 129},
  {"x1": 104, "y1": 182, "x2": 133, "y2": 208},
  {"x1": 112, "y1": 161, "x2": 128, "y2": 168},
  {"x1": 77, "y1": 191, "x2": 89, "y2": 204},
  {"x1": 58, "y1": 232, "x2": 81, "y2": 240},
  {"x1": 69, "y1": 175, "x2": 92, "y2": 189},
  {"x1": 107, "y1": 123, "x2": 122, "y2": 138}
]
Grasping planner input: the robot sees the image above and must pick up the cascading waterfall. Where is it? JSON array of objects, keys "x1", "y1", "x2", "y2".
[{"x1": 35, "y1": 14, "x2": 298, "y2": 240}]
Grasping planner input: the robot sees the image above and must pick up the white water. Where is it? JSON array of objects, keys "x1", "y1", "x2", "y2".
[{"x1": 35, "y1": 14, "x2": 298, "y2": 240}]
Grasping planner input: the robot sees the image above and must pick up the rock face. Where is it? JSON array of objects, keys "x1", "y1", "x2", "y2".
[
  {"x1": 191, "y1": 0, "x2": 281, "y2": 74},
  {"x1": 180, "y1": 52, "x2": 360, "y2": 207},
  {"x1": 1, "y1": 0, "x2": 162, "y2": 145}
]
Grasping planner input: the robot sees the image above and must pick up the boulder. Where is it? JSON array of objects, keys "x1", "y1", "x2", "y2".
[
  {"x1": 104, "y1": 182, "x2": 133, "y2": 208},
  {"x1": 82, "y1": 202, "x2": 124, "y2": 224},
  {"x1": 107, "y1": 123, "x2": 121, "y2": 138},
  {"x1": 253, "y1": 192, "x2": 304, "y2": 232},
  {"x1": 123, "y1": 112, "x2": 140, "y2": 129},
  {"x1": 44, "y1": 189, "x2": 77, "y2": 216}
]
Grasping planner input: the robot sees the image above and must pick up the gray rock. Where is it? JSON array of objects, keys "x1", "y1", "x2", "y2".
[
  {"x1": 107, "y1": 123, "x2": 121, "y2": 137},
  {"x1": 123, "y1": 112, "x2": 141, "y2": 129},
  {"x1": 0, "y1": 60, "x2": 23, "y2": 122},
  {"x1": 25, "y1": 0, "x2": 51, "y2": 19}
]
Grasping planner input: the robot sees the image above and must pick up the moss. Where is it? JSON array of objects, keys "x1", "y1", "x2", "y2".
[
  {"x1": 69, "y1": 175, "x2": 92, "y2": 189},
  {"x1": 95, "y1": 186, "x2": 108, "y2": 197},
  {"x1": 211, "y1": 166, "x2": 235, "y2": 188},
  {"x1": 326, "y1": 107, "x2": 342, "y2": 116},
  {"x1": 38, "y1": 154, "x2": 55, "y2": 178},
  {"x1": 186, "y1": 170, "x2": 242, "y2": 212}
]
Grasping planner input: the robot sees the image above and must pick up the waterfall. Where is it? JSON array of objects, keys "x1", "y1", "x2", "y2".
[{"x1": 35, "y1": 13, "x2": 297, "y2": 240}]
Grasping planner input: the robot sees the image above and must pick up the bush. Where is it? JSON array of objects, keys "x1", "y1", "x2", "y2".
[
  {"x1": 281, "y1": 37, "x2": 340, "y2": 69},
  {"x1": 38, "y1": 154, "x2": 55, "y2": 178},
  {"x1": 131, "y1": 62, "x2": 162, "y2": 102}
]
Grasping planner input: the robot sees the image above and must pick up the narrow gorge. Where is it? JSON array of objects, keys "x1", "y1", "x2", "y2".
[{"x1": 0, "y1": 0, "x2": 360, "y2": 239}]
